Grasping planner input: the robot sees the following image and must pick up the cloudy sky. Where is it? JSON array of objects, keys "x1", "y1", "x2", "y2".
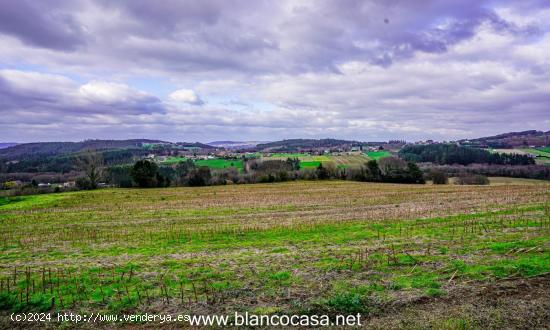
[{"x1": 1, "y1": 0, "x2": 549, "y2": 143}]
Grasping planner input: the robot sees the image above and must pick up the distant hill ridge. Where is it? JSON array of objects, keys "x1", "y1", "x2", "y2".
[
  {"x1": 466, "y1": 130, "x2": 548, "y2": 140},
  {"x1": 461, "y1": 130, "x2": 550, "y2": 148},
  {"x1": 207, "y1": 141, "x2": 269, "y2": 149},
  {"x1": 0, "y1": 143, "x2": 18, "y2": 149},
  {"x1": 0, "y1": 139, "x2": 211, "y2": 161},
  {"x1": 2, "y1": 130, "x2": 549, "y2": 160},
  {"x1": 208, "y1": 141, "x2": 241, "y2": 145},
  {"x1": 257, "y1": 138, "x2": 361, "y2": 150}
]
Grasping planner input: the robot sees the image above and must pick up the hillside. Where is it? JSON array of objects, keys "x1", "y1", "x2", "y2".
[
  {"x1": 175, "y1": 142, "x2": 216, "y2": 149},
  {"x1": 0, "y1": 139, "x2": 167, "y2": 161},
  {"x1": 257, "y1": 138, "x2": 361, "y2": 151},
  {"x1": 207, "y1": 141, "x2": 267, "y2": 149},
  {"x1": 460, "y1": 130, "x2": 550, "y2": 148},
  {"x1": 0, "y1": 143, "x2": 17, "y2": 149}
]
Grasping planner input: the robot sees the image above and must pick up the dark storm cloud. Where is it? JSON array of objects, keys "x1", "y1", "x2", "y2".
[
  {"x1": 117, "y1": 0, "x2": 543, "y2": 72},
  {"x1": 0, "y1": 0, "x2": 546, "y2": 75},
  {"x1": 0, "y1": 0, "x2": 85, "y2": 50},
  {"x1": 94, "y1": 0, "x2": 506, "y2": 72},
  {"x1": 3, "y1": 0, "x2": 540, "y2": 73}
]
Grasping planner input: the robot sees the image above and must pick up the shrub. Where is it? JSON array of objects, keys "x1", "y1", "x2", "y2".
[
  {"x1": 316, "y1": 163, "x2": 330, "y2": 180},
  {"x1": 255, "y1": 160, "x2": 292, "y2": 172},
  {"x1": 76, "y1": 176, "x2": 93, "y2": 189},
  {"x1": 2, "y1": 181, "x2": 18, "y2": 189},
  {"x1": 286, "y1": 157, "x2": 301, "y2": 170},
  {"x1": 407, "y1": 162, "x2": 425, "y2": 184},
  {"x1": 454, "y1": 173, "x2": 489, "y2": 185},
  {"x1": 188, "y1": 166, "x2": 212, "y2": 186},
  {"x1": 427, "y1": 169, "x2": 448, "y2": 184},
  {"x1": 323, "y1": 290, "x2": 368, "y2": 313}
]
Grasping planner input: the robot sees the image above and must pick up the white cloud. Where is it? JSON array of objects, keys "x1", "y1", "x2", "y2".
[
  {"x1": 0, "y1": 69, "x2": 78, "y2": 104},
  {"x1": 79, "y1": 81, "x2": 154, "y2": 105},
  {"x1": 168, "y1": 89, "x2": 204, "y2": 105},
  {"x1": 0, "y1": 70, "x2": 165, "y2": 118}
]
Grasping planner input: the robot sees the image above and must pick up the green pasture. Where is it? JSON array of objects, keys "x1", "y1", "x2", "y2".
[
  {"x1": 194, "y1": 159, "x2": 244, "y2": 170},
  {"x1": 365, "y1": 150, "x2": 392, "y2": 160},
  {"x1": 161, "y1": 157, "x2": 244, "y2": 170}
]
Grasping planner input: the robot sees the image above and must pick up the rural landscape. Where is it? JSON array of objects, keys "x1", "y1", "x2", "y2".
[
  {"x1": 1, "y1": 131, "x2": 549, "y2": 328},
  {"x1": 1, "y1": 0, "x2": 550, "y2": 328}
]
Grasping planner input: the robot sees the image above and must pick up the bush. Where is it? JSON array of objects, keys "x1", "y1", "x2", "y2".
[
  {"x1": 188, "y1": 166, "x2": 212, "y2": 186},
  {"x1": 322, "y1": 288, "x2": 371, "y2": 313},
  {"x1": 427, "y1": 169, "x2": 448, "y2": 184},
  {"x1": 454, "y1": 173, "x2": 489, "y2": 185},
  {"x1": 254, "y1": 160, "x2": 292, "y2": 172},
  {"x1": 259, "y1": 173, "x2": 276, "y2": 183},
  {"x1": 407, "y1": 162, "x2": 425, "y2": 184},
  {"x1": 316, "y1": 163, "x2": 329, "y2": 180},
  {"x1": 76, "y1": 176, "x2": 93, "y2": 189},
  {"x1": 286, "y1": 157, "x2": 301, "y2": 170}
]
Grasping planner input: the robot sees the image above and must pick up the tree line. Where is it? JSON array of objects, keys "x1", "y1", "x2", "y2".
[
  {"x1": 420, "y1": 163, "x2": 550, "y2": 181},
  {"x1": 0, "y1": 149, "x2": 150, "y2": 174},
  {"x1": 99, "y1": 156, "x2": 426, "y2": 189},
  {"x1": 398, "y1": 144, "x2": 535, "y2": 166}
]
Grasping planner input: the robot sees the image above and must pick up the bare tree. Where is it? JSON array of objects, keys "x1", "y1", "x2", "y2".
[
  {"x1": 378, "y1": 156, "x2": 407, "y2": 176},
  {"x1": 76, "y1": 151, "x2": 104, "y2": 189}
]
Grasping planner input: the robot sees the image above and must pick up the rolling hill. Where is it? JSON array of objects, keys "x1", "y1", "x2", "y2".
[
  {"x1": 0, "y1": 139, "x2": 167, "y2": 161},
  {"x1": 0, "y1": 143, "x2": 17, "y2": 149},
  {"x1": 257, "y1": 139, "x2": 361, "y2": 151},
  {"x1": 460, "y1": 130, "x2": 550, "y2": 148}
]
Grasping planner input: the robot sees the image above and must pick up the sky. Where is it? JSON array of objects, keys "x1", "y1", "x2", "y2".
[{"x1": 1, "y1": 0, "x2": 549, "y2": 143}]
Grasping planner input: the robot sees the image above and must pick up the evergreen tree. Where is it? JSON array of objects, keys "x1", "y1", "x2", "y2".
[
  {"x1": 365, "y1": 160, "x2": 382, "y2": 181},
  {"x1": 130, "y1": 160, "x2": 159, "y2": 188},
  {"x1": 407, "y1": 162, "x2": 425, "y2": 184}
]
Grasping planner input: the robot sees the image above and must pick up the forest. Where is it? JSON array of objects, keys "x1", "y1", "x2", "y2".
[{"x1": 399, "y1": 144, "x2": 535, "y2": 165}]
